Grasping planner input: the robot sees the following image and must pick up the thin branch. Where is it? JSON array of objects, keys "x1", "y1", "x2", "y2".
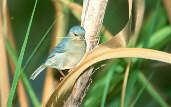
[
  {"x1": 121, "y1": 60, "x2": 131, "y2": 107},
  {"x1": 64, "y1": 0, "x2": 109, "y2": 106},
  {"x1": 81, "y1": 0, "x2": 109, "y2": 50},
  {"x1": 60, "y1": 0, "x2": 113, "y2": 40}
]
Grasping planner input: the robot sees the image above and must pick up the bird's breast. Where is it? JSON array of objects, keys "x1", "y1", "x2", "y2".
[{"x1": 45, "y1": 40, "x2": 86, "y2": 70}]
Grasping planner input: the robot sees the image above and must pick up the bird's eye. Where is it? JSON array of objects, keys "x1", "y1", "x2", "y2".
[{"x1": 74, "y1": 33, "x2": 78, "y2": 36}]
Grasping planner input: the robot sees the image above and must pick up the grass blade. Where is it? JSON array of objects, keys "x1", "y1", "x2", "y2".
[
  {"x1": 7, "y1": 0, "x2": 38, "y2": 106},
  {"x1": 21, "y1": 72, "x2": 41, "y2": 107},
  {"x1": 130, "y1": 72, "x2": 154, "y2": 107},
  {"x1": 148, "y1": 26, "x2": 171, "y2": 48},
  {"x1": 142, "y1": 0, "x2": 161, "y2": 48},
  {"x1": 23, "y1": 20, "x2": 56, "y2": 71},
  {"x1": 137, "y1": 26, "x2": 171, "y2": 48},
  {"x1": 125, "y1": 0, "x2": 161, "y2": 106},
  {"x1": 137, "y1": 73, "x2": 169, "y2": 107},
  {"x1": 6, "y1": 40, "x2": 41, "y2": 106},
  {"x1": 101, "y1": 63, "x2": 116, "y2": 107},
  {"x1": 6, "y1": 19, "x2": 56, "y2": 107}
]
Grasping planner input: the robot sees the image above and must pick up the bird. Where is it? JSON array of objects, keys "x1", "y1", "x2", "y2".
[{"x1": 30, "y1": 26, "x2": 86, "y2": 80}]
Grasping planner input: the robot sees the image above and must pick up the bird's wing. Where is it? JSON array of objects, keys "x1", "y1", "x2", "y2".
[{"x1": 48, "y1": 37, "x2": 68, "y2": 59}]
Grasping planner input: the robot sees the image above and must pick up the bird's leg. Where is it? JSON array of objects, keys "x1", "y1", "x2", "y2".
[
  {"x1": 58, "y1": 70, "x2": 65, "y2": 77},
  {"x1": 68, "y1": 67, "x2": 75, "y2": 72},
  {"x1": 59, "y1": 68, "x2": 74, "y2": 80}
]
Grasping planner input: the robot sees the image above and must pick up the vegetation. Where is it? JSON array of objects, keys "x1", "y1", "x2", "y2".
[{"x1": 0, "y1": 0, "x2": 171, "y2": 106}]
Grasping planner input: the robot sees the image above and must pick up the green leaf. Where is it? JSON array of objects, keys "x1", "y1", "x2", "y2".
[
  {"x1": 136, "y1": 73, "x2": 169, "y2": 107},
  {"x1": 7, "y1": 0, "x2": 38, "y2": 106},
  {"x1": 23, "y1": 20, "x2": 56, "y2": 71},
  {"x1": 148, "y1": 26, "x2": 171, "y2": 49},
  {"x1": 6, "y1": 37, "x2": 41, "y2": 107},
  {"x1": 137, "y1": 26, "x2": 171, "y2": 49},
  {"x1": 21, "y1": 72, "x2": 41, "y2": 107},
  {"x1": 101, "y1": 63, "x2": 116, "y2": 107},
  {"x1": 125, "y1": 0, "x2": 161, "y2": 106},
  {"x1": 6, "y1": 18, "x2": 56, "y2": 107},
  {"x1": 130, "y1": 72, "x2": 154, "y2": 107}
]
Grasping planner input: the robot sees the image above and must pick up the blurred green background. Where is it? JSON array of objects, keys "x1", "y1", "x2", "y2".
[{"x1": 6, "y1": 0, "x2": 171, "y2": 106}]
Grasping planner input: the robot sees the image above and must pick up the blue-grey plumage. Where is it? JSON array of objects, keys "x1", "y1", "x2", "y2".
[{"x1": 30, "y1": 26, "x2": 86, "y2": 80}]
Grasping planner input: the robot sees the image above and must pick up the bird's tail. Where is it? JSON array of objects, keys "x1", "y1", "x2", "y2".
[{"x1": 30, "y1": 64, "x2": 46, "y2": 80}]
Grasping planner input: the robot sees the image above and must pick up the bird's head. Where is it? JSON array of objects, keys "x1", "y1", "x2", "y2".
[{"x1": 68, "y1": 26, "x2": 85, "y2": 41}]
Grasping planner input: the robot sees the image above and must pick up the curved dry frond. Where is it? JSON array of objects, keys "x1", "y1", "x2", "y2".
[
  {"x1": 46, "y1": 0, "x2": 130, "y2": 106},
  {"x1": 131, "y1": 0, "x2": 145, "y2": 46},
  {"x1": 46, "y1": 41, "x2": 171, "y2": 106}
]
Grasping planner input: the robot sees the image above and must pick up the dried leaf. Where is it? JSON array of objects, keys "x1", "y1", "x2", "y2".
[
  {"x1": 131, "y1": 0, "x2": 145, "y2": 46},
  {"x1": 46, "y1": 0, "x2": 130, "y2": 105},
  {"x1": 46, "y1": 39, "x2": 171, "y2": 106},
  {"x1": 121, "y1": 0, "x2": 145, "y2": 106},
  {"x1": 163, "y1": 0, "x2": 171, "y2": 24}
]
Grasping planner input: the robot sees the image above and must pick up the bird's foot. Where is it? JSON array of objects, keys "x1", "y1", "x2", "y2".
[
  {"x1": 59, "y1": 70, "x2": 65, "y2": 77},
  {"x1": 60, "y1": 77, "x2": 64, "y2": 81},
  {"x1": 68, "y1": 67, "x2": 75, "y2": 72}
]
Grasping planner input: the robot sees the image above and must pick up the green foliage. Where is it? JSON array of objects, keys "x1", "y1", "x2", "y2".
[
  {"x1": 6, "y1": 12, "x2": 56, "y2": 107},
  {"x1": 7, "y1": 0, "x2": 38, "y2": 106},
  {"x1": 6, "y1": 0, "x2": 171, "y2": 106}
]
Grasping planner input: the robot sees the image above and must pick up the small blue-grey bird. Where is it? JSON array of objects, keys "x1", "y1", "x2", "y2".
[{"x1": 30, "y1": 26, "x2": 86, "y2": 80}]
